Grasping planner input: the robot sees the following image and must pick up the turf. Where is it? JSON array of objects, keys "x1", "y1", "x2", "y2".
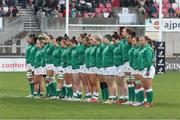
[{"x1": 0, "y1": 72, "x2": 180, "y2": 119}]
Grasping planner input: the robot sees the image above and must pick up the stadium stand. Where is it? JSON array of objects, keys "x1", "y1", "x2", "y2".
[
  {"x1": 145, "y1": 0, "x2": 180, "y2": 18},
  {"x1": 0, "y1": 0, "x2": 19, "y2": 17}
]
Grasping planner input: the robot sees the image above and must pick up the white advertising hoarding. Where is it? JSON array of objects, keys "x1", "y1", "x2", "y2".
[
  {"x1": 0, "y1": 17, "x2": 2, "y2": 29},
  {"x1": 0, "y1": 58, "x2": 26, "y2": 72},
  {"x1": 145, "y1": 19, "x2": 180, "y2": 32},
  {"x1": 118, "y1": 13, "x2": 137, "y2": 24}
]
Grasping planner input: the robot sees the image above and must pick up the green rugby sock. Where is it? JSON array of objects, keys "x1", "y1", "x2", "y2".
[
  {"x1": 61, "y1": 86, "x2": 66, "y2": 97},
  {"x1": 56, "y1": 89, "x2": 62, "y2": 96},
  {"x1": 135, "y1": 89, "x2": 139, "y2": 102},
  {"x1": 104, "y1": 88, "x2": 109, "y2": 100},
  {"x1": 33, "y1": 92, "x2": 37, "y2": 96},
  {"x1": 45, "y1": 84, "x2": 49, "y2": 96},
  {"x1": 29, "y1": 82, "x2": 34, "y2": 95},
  {"x1": 85, "y1": 93, "x2": 92, "y2": 98},
  {"x1": 139, "y1": 88, "x2": 144, "y2": 103},
  {"x1": 52, "y1": 79, "x2": 57, "y2": 87},
  {"x1": 101, "y1": 88, "x2": 106, "y2": 100},
  {"x1": 68, "y1": 87, "x2": 73, "y2": 98},
  {"x1": 131, "y1": 86, "x2": 135, "y2": 102},
  {"x1": 146, "y1": 89, "x2": 153, "y2": 103},
  {"x1": 77, "y1": 91, "x2": 82, "y2": 98},
  {"x1": 49, "y1": 82, "x2": 57, "y2": 96},
  {"x1": 128, "y1": 85, "x2": 132, "y2": 101}
]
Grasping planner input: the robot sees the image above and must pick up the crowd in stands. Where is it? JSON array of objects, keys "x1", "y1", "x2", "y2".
[
  {"x1": 32, "y1": 0, "x2": 115, "y2": 18},
  {"x1": 162, "y1": 0, "x2": 180, "y2": 18},
  {"x1": 0, "y1": 0, "x2": 19, "y2": 17},
  {"x1": 1, "y1": 0, "x2": 180, "y2": 18},
  {"x1": 138, "y1": 0, "x2": 180, "y2": 18}
]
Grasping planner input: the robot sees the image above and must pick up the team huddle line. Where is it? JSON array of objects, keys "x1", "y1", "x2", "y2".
[{"x1": 25, "y1": 28, "x2": 155, "y2": 107}]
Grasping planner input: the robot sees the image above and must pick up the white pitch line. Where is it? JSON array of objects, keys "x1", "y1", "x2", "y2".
[{"x1": 0, "y1": 94, "x2": 22, "y2": 98}]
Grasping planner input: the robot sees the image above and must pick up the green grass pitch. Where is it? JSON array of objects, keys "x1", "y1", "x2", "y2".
[{"x1": 0, "y1": 72, "x2": 180, "y2": 119}]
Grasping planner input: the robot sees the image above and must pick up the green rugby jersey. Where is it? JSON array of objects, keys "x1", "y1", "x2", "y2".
[
  {"x1": 85, "y1": 46, "x2": 91, "y2": 68},
  {"x1": 121, "y1": 38, "x2": 132, "y2": 63},
  {"x1": 132, "y1": 45, "x2": 142, "y2": 70},
  {"x1": 61, "y1": 48, "x2": 68, "y2": 68},
  {"x1": 29, "y1": 45, "x2": 37, "y2": 67},
  {"x1": 52, "y1": 45, "x2": 61, "y2": 67},
  {"x1": 113, "y1": 43, "x2": 123, "y2": 67},
  {"x1": 96, "y1": 43, "x2": 106, "y2": 68},
  {"x1": 138, "y1": 44, "x2": 154, "y2": 71},
  {"x1": 26, "y1": 44, "x2": 34, "y2": 64},
  {"x1": 66, "y1": 47, "x2": 72, "y2": 66},
  {"x1": 44, "y1": 43, "x2": 55, "y2": 64},
  {"x1": 77, "y1": 43, "x2": 86, "y2": 65},
  {"x1": 34, "y1": 48, "x2": 42, "y2": 68},
  {"x1": 89, "y1": 45, "x2": 98, "y2": 67},
  {"x1": 40, "y1": 46, "x2": 46, "y2": 67},
  {"x1": 102, "y1": 44, "x2": 115, "y2": 67},
  {"x1": 71, "y1": 45, "x2": 80, "y2": 69}
]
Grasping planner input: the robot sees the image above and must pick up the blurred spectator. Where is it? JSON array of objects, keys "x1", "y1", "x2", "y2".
[
  {"x1": 71, "y1": 2, "x2": 77, "y2": 17},
  {"x1": 112, "y1": 0, "x2": 120, "y2": 8},
  {"x1": 51, "y1": 7, "x2": 59, "y2": 17},
  {"x1": 21, "y1": 0, "x2": 27, "y2": 8},
  {"x1": 121, "y1": 0, "x2": 136, "y2": 7},
  {"x1": 12, "y1": 5, "x2": 18, "y2": 17},
  {"x1": 0, "y1": 0, "x2": 3, "y2": 6},
  {"x1": 0, "y1": 6, "x2": 4, "y2": 16}
]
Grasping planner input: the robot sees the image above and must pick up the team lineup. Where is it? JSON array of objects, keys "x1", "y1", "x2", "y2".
[{"x1": 25, "y1": 28, "x2": 155, "y2": 107}]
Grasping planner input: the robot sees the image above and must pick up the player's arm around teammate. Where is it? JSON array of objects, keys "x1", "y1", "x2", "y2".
[
  {"x1": 25, "y1": 33, "x2": 36, "y2": 98},
  {"x1": 88, "y1": 35, "x2": 99, "y2": 102},
  {"x1": 77, "y1": 34, "x2": 91, "y2": 100},
  {"x1": 33, "y1": 39, "x2": 45, "y2": 98},
  {"x1": 138, "y1": 36, "x2": 155, "y2": 107},
  {"x1": 60, "y1": 37, "x2": 69, "y2": 98},
  {"x1": 113, "y1": 36, "x2": 126, "y2": 103},
  {"x1": 84, "y1": 36, "x2": 93, "y2": 100},
  {"x1": 102, "y1": 34, "x2": 116, "y2": 103},
  {"x1": 95, "y1": 35, "x2": 108, "y2": 101},
  {"x1": 130, "y1": 36, "x2": 146, "y2": 106},
  {"x1": 52, "y1": 36, "x2": 64, "y2": 98},
  {"x1": 71, "y1": 37, "x2": 82, "y2": 100},
  {"x1": 44, "y1": 34, "x2": 57, "y2": 98},
  {"x1": 65, "y1": 38, "x2": 74, "y2": 99}
]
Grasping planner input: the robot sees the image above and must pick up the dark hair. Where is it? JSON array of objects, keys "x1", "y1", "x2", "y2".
[
  {"x1": 70, "y1": 36, "x2": 78, "y2": 44},
  {"x1": 63, "y1": 34, "x2": 69, "y2": 40},
  {"x1": 32, "y1": 36, "x2": 38, "y2": 44},
  {"x1": 84, "y1": 36, "x2": 91, "y2": 45},
  {"x1": 133, "y1": 36, "x2": 139, "y2": 41},
  {"x1": 130, "y1": 30, "x2": 136, "y2": 38},
  {"x1": 141, "y1": 36, "x2": 153, "y2": 47},
  {"x1": 112, "y1": 31, "x2": 120, "y2": 40},
  {"x1": 124, "y1": 27, "x2": 131, "y2": 34},
  {"x1": 48, "y1": 35, "x2": 53, "y2": 40},
  {"x1": 80, "y1": 33, "x2": 87, "y2": 38},
  {"x1": 28, "y1": 33, "x2": 36, "y2": 39},
  {"x1": 56, "y1": 36, "x2": 62, "y2": 42}
]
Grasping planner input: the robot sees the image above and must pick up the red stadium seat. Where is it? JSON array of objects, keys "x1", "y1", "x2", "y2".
[
  {"x1": 95, "y1": 8, "x2": 102, "y2": 13},
  {"x1": 91, "y1": 12, "x2": 96, "y2": 17},
  {"x1": 99, "y1": 3, "x2": 105, "y2": 8},
  {"x1": 84, "y1": 13, "x2": 89, "y2": 17},
  {"x1": 96, "y1": 12, "x2": 103, "y2": 17},
  {"x1": 102, "y1": 8, "x2": 108, "y2": 13},
  {"x1": 163, "y1": 0, "x2": 169, "y2": 3},
  {"x1": 106, "y1": 3, "x2": 112, "y2": 8},
  {"x1": 163, "y1": 8, "x2": 168, "y2": 14},
  {"x1": 107, "y1": 8, "x2": 112, "y2": 12}
]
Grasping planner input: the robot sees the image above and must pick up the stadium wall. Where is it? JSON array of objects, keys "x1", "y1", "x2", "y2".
[{"x1": 0, "y1": 58, "x2": 179, "y2": 72}]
